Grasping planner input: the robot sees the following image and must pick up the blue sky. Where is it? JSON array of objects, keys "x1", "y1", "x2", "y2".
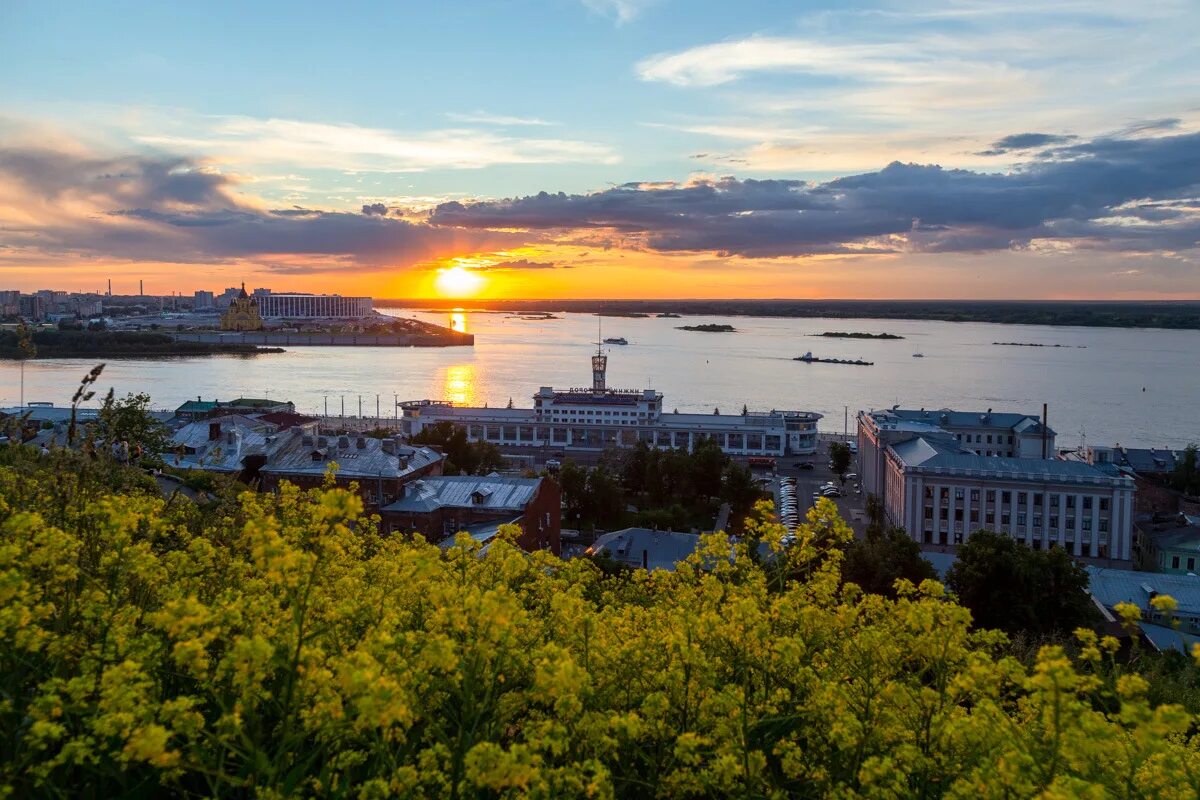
[{"x1": 1, "y1": 0, "x2": 1198, "y2": 298}]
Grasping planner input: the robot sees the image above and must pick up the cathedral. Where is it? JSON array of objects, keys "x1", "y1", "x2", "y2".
[{"x1": 220, "y1": 284, "x2": 264, "y2": 331}]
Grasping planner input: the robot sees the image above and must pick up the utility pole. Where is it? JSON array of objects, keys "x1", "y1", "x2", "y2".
[
  {"x1": 376, "y1": 393, "x2": 380, "y2": 420},
  {"x1": 340, "y1": 395, "x2": 344, "y2": 419},
  {"x1": 844, "y1": 405, "x2": 848, "y2": 438},
  {"x1": 324, "y1": 395, "x2": 328, "y2": 418},
  {"x1": 358, "y1": 395, "x2": 362, "y2": 419}
]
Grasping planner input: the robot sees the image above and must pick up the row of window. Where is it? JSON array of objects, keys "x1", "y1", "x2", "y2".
[
  {"x1": 447, "y1": 423, "x2": 785, "y2": 451},
  {"x1": 922, "y1": 530, "x2": 1109, "y2": 558},
  {"x1": 955, "y1": 432, "x2": 1015, "y2": 445},
  {"x1": 1170, "y1": 555, "x2": 1197, "y2": 572},
  {"x1": 923, "y1": 505, "x2": 1110, "y2": 531},
  {"x1": 924, "y1": 486, "x2": 1109, "y2": 510}
]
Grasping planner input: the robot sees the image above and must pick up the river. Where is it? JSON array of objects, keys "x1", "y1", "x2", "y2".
[{"x1": 3, "y1": 309, "x2": 1197, "y2": 449}]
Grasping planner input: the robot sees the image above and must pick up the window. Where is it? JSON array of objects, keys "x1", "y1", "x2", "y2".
[
  {"x1": 987, "y1": 490, "x2": 996, "y2": 502},
  {"x1": 1002, "y1": 491, "x2": 1011, "y2": 504},
  {"x1": 1001, "y1": 514, "x2": 1010, "y2": 526},
  {"x1": 1172, "y1": 555, "x2": 1181, "y2": 569},
  {"x1": 1190, "y1": 558, "x2": 1196, "y2": 572},
  {"x1": 970, "y1": 510, "x2": 979, "y2": 523},
  {"x1": 986, "y1": 512, "x2": 995, "y2": 525},
  {"x1": 1018, "y1": 493, "x2": 1027, "y2": 506},
  {"x1": 940, "y1": 508, "x2": 949, "y2": 520},
  {"x1": 1066, "y1": 517, "x2": 1075, "y2": 530},
  {"x1": 940, "y1": 487, "x2": 950, "y2": 499},
  {"x1": 1083, "y1": 497, "x2": 1093, "y2": 510},
  {"x1": 955, "y1": 509, "x2": 964, "y2": 521},
  {"x1": 955, "y1": 487, "x2": 964, "y2": 499},
  {"x1": 987, "y1": 434, "x2": 993, "y2": 444},
  {"x1": 1017, "y1": 513, "x2": 1026, "y2": 525},
  {"x1": 1033, "y1": 515, "x2": 1042, "y2": 527},
  {"x1": 1100, "y1": 498, "x2": 1109, "y2": 511},
  {"x1": 1050, "y1": 515, "x2": 1059, "y2": 528},
  {"x1": 924, "y1": 507, "x2": 933, "y2": 519},
  {"x1": 1008, "y1": 435, "x2": 1014, "y2": 444},
  {"x1": 924, "y1": 486, "x2": 934, "y2": 498},
  {"x1": 1066, "y1": 496, "x2": 1076, "y2": 509},
  {"x1": 1033, "y1": 494, "x2": 1043, "y2": 507},
  {"x1": 1050, "y1": 495, "x2": 1059, "y2": 508},
  {"x1": 970, "y1": 489, "x2": 980, "y2": 501},
  {"x1": 1082, "y1": 519, "x2": 1092, "y2": 531},
  {"x1": 1099, "y1": 519, "x2": 1108, "y2": 533}
]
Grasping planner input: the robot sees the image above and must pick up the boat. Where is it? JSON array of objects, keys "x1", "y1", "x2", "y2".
[
  {"x1": 912, "y1": 353, "x2": 925, "y2": 358},
  {"x1": 793, "y1": 351, "x2": 873, "y2": 366},
  {"x1": 603, "y1": 337, "x2": 629, "y2": 345}
]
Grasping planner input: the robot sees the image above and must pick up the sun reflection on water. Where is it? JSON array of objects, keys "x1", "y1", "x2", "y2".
[
  {"x1": 449, "y1": 311, "x2": 467, "y2": 333},
  {"x1": 441, "y1": 364, "x2": 477, "y2": 406}
]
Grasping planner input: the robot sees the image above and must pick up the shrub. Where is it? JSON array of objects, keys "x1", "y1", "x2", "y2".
[{"x1": 0, "y1": 458, "x2": 1196, "y2": 797}]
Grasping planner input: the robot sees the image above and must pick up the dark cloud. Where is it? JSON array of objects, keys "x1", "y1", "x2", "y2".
[
  {"x1": 361, "y1": 202, "x2": 388, "y2": 216},
  {"x1": 975, "y1": 132, "x2": 1076, "y2": 156},
  {"x1": 0, "y1": 146, "x2": 518, "y2": 267},
  {"x1": 429, "y1": 131, "x2": 1200, "y2": 257},
  {"x1": 1116, "y1": 118, "x2": 1181, "y2": 136},
  {"x1": 480, "y1": 259, "x2": 561, "y2": 271}
]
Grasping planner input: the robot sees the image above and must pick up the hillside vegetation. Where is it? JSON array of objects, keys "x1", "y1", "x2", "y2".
[{"x1": 0, "y1": 447, "x2": 1197, "y2": 798}]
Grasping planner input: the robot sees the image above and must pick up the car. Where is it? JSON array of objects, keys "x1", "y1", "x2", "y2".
[
  {"x1": 793, "y1": 462, "x2": 815, "y2": 470},
  {"x1": 846, "y1": 440, "x2": 858, "y2": 452},
  {"x1": 845, "y1": 472, "x2": 858, "y2": 481},
  {"x1": 821, "y1": 488, "x2": 843, "y2": 498},
  {"x1": 545, "y1": 459, "x2": 561, "y2": 470}
]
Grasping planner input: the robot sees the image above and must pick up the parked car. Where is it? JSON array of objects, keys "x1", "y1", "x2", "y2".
[
  {"x1": 794, "y1": 462, "x2": 815, "y2": 470},
  {"x1": 845, "y1": 472, "x2": 858, "y2": 481}
]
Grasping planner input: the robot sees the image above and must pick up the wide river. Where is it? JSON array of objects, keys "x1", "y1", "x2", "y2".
[{"x1": 3, "y1": 310, "x2": 1198, "y2": 449}]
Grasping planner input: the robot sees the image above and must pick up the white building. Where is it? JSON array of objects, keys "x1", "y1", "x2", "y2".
[
  {"x1": 252, "y1": 291, "x2": 372, "y2": 319},
  {"x1": 858, "y1": 409, "x2": 1133, "y2": 565},
  {"x1": 401, "y1": 345, "x2": 821, "y2": 457}
]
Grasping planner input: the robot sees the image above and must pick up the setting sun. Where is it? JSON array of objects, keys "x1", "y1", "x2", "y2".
[{"x1": 435, "y1": 266, "x2": 485, "y2": 297}]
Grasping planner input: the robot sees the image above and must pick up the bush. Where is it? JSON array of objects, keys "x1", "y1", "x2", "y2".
[{"x1": 0, "y1": 458, "x2": 1196, "y2": 797}]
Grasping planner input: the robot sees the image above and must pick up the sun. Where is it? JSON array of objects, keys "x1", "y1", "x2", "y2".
[{"x1": 434, "y1": 266, "x2": 485, "y2": 298}]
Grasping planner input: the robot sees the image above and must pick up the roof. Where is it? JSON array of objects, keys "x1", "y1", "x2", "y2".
[
  {"x1": 1138, "y1": 622, "x2": 1200, "y2": 654},
  {"x1": 1085, "y1": 566, "x2": 1200, "y2": 618},
  {"x1": 175, "y1": 400, "x2": 218, "y2": 414},
  {"x1": 1138, "y1": 521, "x2": 1200, "y2": 554},
  {"x1": 922, "y1": 551, "x2": 957, "y2": 580},
  {"x1": 888, "y1": 407, "x2": 1055, "y2": 436},
  {"x1": 591, "y1": 528, "x2": 702, "y2": 571},
  {"x1": 1115, "y1": 447, "x2": 1183, "y2": 475},
  {"x1": 0, "y1": 405, "x2": 100, "y2": 423},
  {"x1": 261, "y1": 433, "x2": 442, "y2": 480},
  {"x1": 888, "y1": 434, "x2": 1131, "y2": 485},
  {"x1": 383, "y1": 475, "x2": 542, "y2": 514},
  {"x1": 255, "y1": 411, "x2": 317, "y2": 429},
  {"x1": 166, "y1": 417, "x2": 276, "y2": 472},
  {"x1": 437, "y1": 516, "x2": 524, "y2": 550}
]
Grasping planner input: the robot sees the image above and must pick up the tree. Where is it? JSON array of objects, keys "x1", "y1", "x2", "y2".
[
  {"x1": 843, "y1": 527, "x2": 937, "y2": 597},
  {"x1": 689, "y1": 436, "x2": 726, "y2": 499},
  {"x1": 719, "y1": 461, "x2": 761, "y2": 525},
  {"x1": 411, "y1": 421, "x2": 504, "y2": 475},
  {"x1": 1170, "y1": 444, "x2": 1199, "y2": 496},
  {"x1": 96, "y1": 390, "x2": 170, "y2": 462},
  {"x1": 946, "y1": 529, "x2": 1095, "y2": 635},
  {"x1": 828, "y1": 441, "x2": 852, "y2": 478}
]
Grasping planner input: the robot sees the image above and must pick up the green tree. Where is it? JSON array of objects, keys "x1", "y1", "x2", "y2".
[
  {"x1": 828, "y1": 441, "x2": 852, "y2": 478},
  {"x1": 96, "y1": 390, "x2": 170, "y2": 462},
  {"x1": 946, "y1": 529, "x2": 1095, "y2": 635},
  {"x1": 719, "y1": 461, "x2": 761, "y2": 525},
  {"x1": 843, "y1": 526, "x2": 937, "y2": 597},
  {"x1": 689, "y1": 436, "x2": 726, "y2": 499},
  {"x1": 1170, "y1": 444, "x2": 1199, "y2": 496},
  {"x1": 411, "y1": 421, "x2": 504, "y2": 475}
]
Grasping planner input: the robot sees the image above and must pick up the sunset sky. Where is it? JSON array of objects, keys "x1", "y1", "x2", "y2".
[{"x1": 1, "y1": 0, "x2": 1198, "y2": 299}]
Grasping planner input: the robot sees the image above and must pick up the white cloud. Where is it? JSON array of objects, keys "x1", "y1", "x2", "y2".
[
  {"x1": 136, "y1": 116, "x2": 620, "y2": 173},
  {"x1": 581, "y1": 0, "x2": 655, "y2": 24},
  {"x1": 445, "y1": 111, "x2": 558, "y2": 127}
]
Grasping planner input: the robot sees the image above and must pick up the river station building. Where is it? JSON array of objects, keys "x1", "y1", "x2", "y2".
[{"x1": 401, "y1": 344, "x2": 822, "y2": 457}]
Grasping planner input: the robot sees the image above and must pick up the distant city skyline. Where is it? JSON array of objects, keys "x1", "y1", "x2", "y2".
[{"x1": 1, "y1": 0, "x2": 1198, "y2": 299}]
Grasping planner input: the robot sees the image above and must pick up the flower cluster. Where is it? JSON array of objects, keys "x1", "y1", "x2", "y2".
[{"x1": 1, "y1": 451, "x2": 1197, "y2": 798}]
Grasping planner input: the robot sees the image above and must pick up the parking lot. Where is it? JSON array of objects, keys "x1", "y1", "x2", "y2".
[{"x1": 754, "y1": 443, "x2": 869, "y2": 540}]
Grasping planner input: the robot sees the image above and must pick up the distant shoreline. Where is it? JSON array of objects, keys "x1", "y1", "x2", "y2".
[{"x1": 380, "y1": 299, "x2": 1200, "y2": 330}]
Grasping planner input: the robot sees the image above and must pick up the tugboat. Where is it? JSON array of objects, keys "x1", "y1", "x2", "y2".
[
  {"x1": 912, "y1": 352, "x2": 925, "y2": 358},
  {"x1": 794, "y1": 351, "x2": 873, "y2": 366},
  {"x1": 603, "y1": 337, "x2": 629, "y2": 345}
]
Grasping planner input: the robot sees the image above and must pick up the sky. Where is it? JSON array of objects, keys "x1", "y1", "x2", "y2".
[{"x1": 1, "y1": 0, "x2": 1198, "y2": 299}]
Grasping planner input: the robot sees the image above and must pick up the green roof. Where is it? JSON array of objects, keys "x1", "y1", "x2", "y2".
[{"x1": 176, "y1": 400, "x2": 218, "y2": 413}]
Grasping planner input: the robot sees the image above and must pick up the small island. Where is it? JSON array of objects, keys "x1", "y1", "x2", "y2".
[
  {"x1": 993, "y1": 341, "x2": 1084, "y2": 348},
  {"x1": 817, "y1": 331, "x2": 904, "y2": 340},
  {"x1": 677, "y1": 324, "x2": 736, "y2": 333}
]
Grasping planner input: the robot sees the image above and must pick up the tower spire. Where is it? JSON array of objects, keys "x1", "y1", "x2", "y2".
[{"x1": 591, "y1": 313, "x2": 607, "y2": 392}]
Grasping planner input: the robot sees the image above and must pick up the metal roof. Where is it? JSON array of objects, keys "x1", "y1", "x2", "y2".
[
  {"x1": 889, "y1": 434, "x2": 1131, "y2": 485},
  {"x1": 1086, "y1": 566, "x2": 1200, "y2": 618},
  {"x1": 261, "y1": 433, "x2": 442, "y2": 480},
  {"x1": 888, "y1": 407, "x2": 1055, "y2": 436},
  {"x1": 591, "y1": 528, "x2": 701, "y2": 571},
  {"x1": 383, "y1": 475, "x2": 542, "y2": 513}
]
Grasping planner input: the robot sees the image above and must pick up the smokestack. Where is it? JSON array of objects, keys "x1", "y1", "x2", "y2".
[
  {"x1": 139, "y1": 279, "x2": 143, "y2": 296},
  {"x1": 1042, "y1": 402, "x2": 1048, "y2": 459},
  {"x1": 107, "y1": 278, "x2": 112, "y2": 296}
]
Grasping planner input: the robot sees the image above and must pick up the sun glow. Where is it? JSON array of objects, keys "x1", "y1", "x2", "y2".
[{"x1": 435, "y1": 266, "x2": 485, "y2": 298}]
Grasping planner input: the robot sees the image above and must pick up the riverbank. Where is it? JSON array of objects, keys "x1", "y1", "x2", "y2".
[
  {"x1": 0, "y1": 330, "x2": 282, "y2": 359},
  {"x1": 382, "y1": 299, "x2": 1200, "y2": 330},
  {"x1": 171, "y1": 329, "x2": 474, "y2": 347}
]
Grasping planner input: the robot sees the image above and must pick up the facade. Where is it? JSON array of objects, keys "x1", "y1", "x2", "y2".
[
  {"x1": 876, "y1": 431, "x2": 1135, "y2": 564},
  {"x1": 401, "y1": 346, "x2": 821, "y2": 457},
  {"x1": 1136, "y1": 515, "x2": 1200, "y2": 574},
  {"x1": 194, "y1": 290, "x2": 215, "y2": 310},
  {"x1": 253, "y1": 291, "x2": 372, "y2": 319},
  {"x1": 220, "y1": 285, "x2": 263, "y2": 331},
  {"x1": 380, "y1": 475, "x2": 560, "y2": 554}
]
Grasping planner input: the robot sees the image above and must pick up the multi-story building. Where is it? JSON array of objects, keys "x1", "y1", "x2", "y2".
[
  {"x1": 401, "y1": 345, "x2": 822, "y2": 457},
  {"x1": 380, "y1": 475, "x2": 560, "y2": 554},
  {"x1": 858, "y1": 407, "x2": 1056, "y2": 499},
  {"x1": 194, "y1": 290, "x2": 215, "y2": 310},
  {"x1": 870, "y1": 428, "x2": 1134, "y2": 565},
  {"x1": 252, "y1": 291, "x2": 372, "y2": 319},
  {"x1": 0, "y1": 290, "x2": 22, "y2": 317}
]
